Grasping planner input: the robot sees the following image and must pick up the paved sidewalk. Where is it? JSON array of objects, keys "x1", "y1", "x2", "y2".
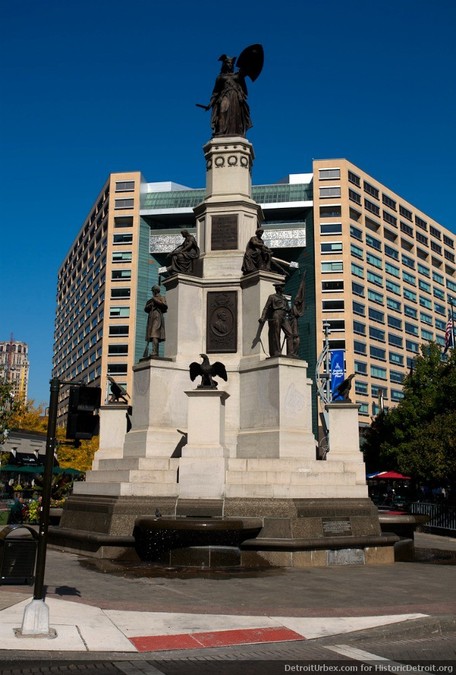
[{"x1": 0, "y1": 532, "x2": 455, "y2": 655}]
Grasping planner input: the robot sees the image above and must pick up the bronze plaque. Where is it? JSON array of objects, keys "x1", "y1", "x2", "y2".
[
  {"x1": 211, "y1": 215, "x2": 238, "y2": 250},
  {"x1": 322, "y1": 517, "x2": 352, "y2": 537},
  {"x1": 207, "y1": 291, "x2": 237, "y2": 353}
]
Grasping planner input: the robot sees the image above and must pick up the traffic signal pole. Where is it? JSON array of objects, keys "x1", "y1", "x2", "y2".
[{"x1": 18, "y1": 377, "x2": 60, "y2": 637}]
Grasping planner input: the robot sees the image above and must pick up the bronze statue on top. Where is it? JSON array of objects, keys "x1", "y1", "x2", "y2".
[{"x1": 198, "y1": 44, "x2": 264, "y2": 137}]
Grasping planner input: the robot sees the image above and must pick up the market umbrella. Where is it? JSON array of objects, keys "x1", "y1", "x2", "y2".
[
  {"x1": 367, "y1": 471, "x2": 411, "y2": 480},
  {"x1": 52, "y1": 467, "x2": 83, "y2": 475},
  {"x1": 0, "y1": 464, "x2": 44, "y2": 474}
]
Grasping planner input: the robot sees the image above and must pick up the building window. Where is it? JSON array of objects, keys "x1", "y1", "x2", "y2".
[
  {"x1": 405, "y1": 322, "x2": 419, "y2": 336},
  {"x1": 415, "y1": 215, "x2": 427, "y2": 231},
  {"x1": 390, "y1": 370, "x2": 404, "y2": 384},
  {"x1": 385, "y1": 262, "x2": 400, "y2": 279},
  {"x1": 108, "y1": 325, "x2": 129, "y2": 336},
  {"x1": 351, "y1": 243, "x2": 364, "y2": 259},
  {"x1": 391, "y1": 390, "x2": 404, "y2": 402},
  {"x1": 389, "y1": 351, "x2": 404, "y2": 365},
  {"x1": 107, "y1": 363, "x2": 128, "y2": 375},
  {"x1": 364, "y1": 182, "x2": 379, "y2": 199},
  {"x1": 319, "y1": 168, "x2": 340, "y2": 180},
  {"x1": 320, "y1": 206, "x2": 341, "y2": 218},
  {"x1": 354, "y1": 361, "x2": 368, "y2": 375},
  {"x1": 368, "y1": 289, "x2": 384, "y2": 305},
  {"x1": 421, "y1": 328, "x2": 434, "y2": 341},
  {"x1": 321, "y1": 242, "x2": 343, "y2": 254},
  {"x1": 366, "y1": 252, "x2": 383, "y2": 269},
  {"x1": 402, "y1": 255, "x2": 415, "y2": 269},
  {"x1": 110, "y1": 306, "x2": 130, "y2": 318},
  {"x1": 325, "y1": 320, "x2": 345, "y2": 331},
  {"x1": 403, "y1": 288, "x2": 417, "y2": 302},
  {"x1": 320, "y1": 223, "x2": 342, "y2": 235},
  {"x1": 112, "y1": 270, "x2": 132, "y2": 280},
  {"x1": 406, "y1": 340, "x2": 419, "y2": 353},
  {"x1": 112, "y1": 252, "x2": 132, "y2": 263},
  {"x1": 351, "y1": 262, "x2": 364, "y2": 278},
  {"x1": 371, "y1": 365, "x2": 387, "y2": 379},
  {"x1": 114, "y1": 198, "x2": 134, "y2": 210},
  {"x1": 364, "y1": 199, "x2": 380, "y2": 216},
  {"x1": 353, "y1": 301, "x2": 365, "y2": 316},
  {"x1": 399, "y1": 205, "x2": 413, "y2": 221},
  {"x1": 402, "y1": 271, "x2": 416, "y2": 286},
  {"x1": 419, "y1": 295, "x2": 432, "y2": 309},
  {"x1": 387, "y1": 297, "x2": 401, "y2": 312},
  {"x1": 385, "y1": 244, "x2": 399, "y2": 260},
  {"x1": 367, "y1": 271, "x2": 383, "y2": 287},
  {"x1": 322, "y1": 280, "x2": 344, "y2": 292},
  {"x1": 383, "y1": 211, "x2": 397, "y2": 227},
  {"x1": 108, "y1": 344, "x2": 129, "y2": 355},
  {"x1": 350, "y1": 225, "x2": 363, "y2": 241},
  {"x1": 369, "y1": 308, "x2": 384, "y2": 323},
  {"x1": 113, "y1": 233, "x2": 133, "y2": 244},
  {"x1": 443, "y1": 234, "x2": 454, "y2": 249},
  {"x1": 353, "y1": 321, "x2": 366, "y2": 335},
  {"x1": 434, "y1": 303, "x2": 446, "y2": 316},
  {"x1": 111, "y1": 288, "x2": 131, "y2": 299},
  {"x1": 115, "y1": 180, "x2": 135, "y2": 192},
  {"x1": 114, "y1": 216, "x2": 134, "y2": 228},
  {"x1": 320, "y1": 186, "x2": 341, "y2": 198},
  {"x1": 370, "y1": 346, "x2": 386, "y2": 360},
  {"x1": 431, "y1": 241, "x2": 442, "y2": 255},
  {"x1": 365, "y1": 235, "x2": 381, "y2": 252},
  {"x1": 420, "y1": 312, "x2": 433, "y2": 326},
  {"x1": 355, "y1": 381, "x2": 368, "y2": 395},
  {"x1": 416, "y1": 232, "x2": 428, "y2": 246},
  {"x1": 323, "y1": 300, "x2": 345, "y2": 311},
  {"x1": 349, "y1": 189, "x2": 361, "y2": 205},
  {"x1": 354, "y1": 340, "x2": 367, "y2": 354},
  {"x1": 429, "y1": 225, "x2": 441, "y2": 240},
  {"x1": 382, "y1": 194, "x2": 397, "y2": 210},
  {"x1": 369, "y1": 326, "x2": 385, "y2": 342},
  {"x1": 388, "y1": 333, "x2": 403, "y2": 348},
  {"x1": 404, "y1": 305, "x2": 417, "y2": 319},
  {"x1": 352, "y1": 282, "x2": 364, "y2": 297},
  {"x1": 348, "y1": 171, "x2": 361, "y2": 186},
  {"x1": 322, "y1": 261, "x2": 343, "y2": 272},
  {"x1": 388, "y1": 315, "x2": 402, "y2": 330},
  {"x1": 401, "y1": 222, "x2": 414, "y2": 237}
]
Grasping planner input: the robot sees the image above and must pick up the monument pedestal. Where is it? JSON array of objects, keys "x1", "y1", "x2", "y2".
[{"x1": 179, "y1": 390, "x2": 229, "y2": 499}]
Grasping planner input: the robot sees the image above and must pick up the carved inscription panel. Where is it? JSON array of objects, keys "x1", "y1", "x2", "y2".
[{"x1": 211, "y1": 215, "x2": 238, "y2": 250}]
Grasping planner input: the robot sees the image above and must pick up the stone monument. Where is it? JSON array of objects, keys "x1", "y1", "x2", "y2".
[{"x1": 55, "y1": 45, "x2": 394, "y2": 567}]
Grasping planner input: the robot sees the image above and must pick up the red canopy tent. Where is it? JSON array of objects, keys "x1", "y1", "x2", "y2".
[{"x1": 367, "y1": 471, "x2": 411, "y2": 480}]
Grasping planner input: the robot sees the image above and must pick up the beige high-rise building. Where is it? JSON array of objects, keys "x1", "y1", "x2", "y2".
[
  {"x1": 53, "y1": 159, "x2": 456, "y2": 431},
  {"x1": 0, "y1": 338, "x2": 29, "y2": 401}
]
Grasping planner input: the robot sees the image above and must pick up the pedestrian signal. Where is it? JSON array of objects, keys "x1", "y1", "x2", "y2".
[{"x1": 66, "y1": 386, "x2": 101, "y2": 440}]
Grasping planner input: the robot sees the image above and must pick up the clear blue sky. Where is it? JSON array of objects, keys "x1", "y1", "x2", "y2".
[{"x1": 1, "y1": 0, "x2": 455, "y2": 405}]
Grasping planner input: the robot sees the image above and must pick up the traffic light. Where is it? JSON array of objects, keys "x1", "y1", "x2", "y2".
[{"x1": 66, "y1": 386, "x2": 101, "y2": 440}]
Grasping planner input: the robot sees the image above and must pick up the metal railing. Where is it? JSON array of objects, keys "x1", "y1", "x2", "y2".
[{"x1": 409, "y1": 502, "x2": 456, "y2": 535}]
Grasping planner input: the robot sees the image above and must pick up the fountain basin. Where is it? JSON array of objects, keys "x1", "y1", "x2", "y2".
[{"x1": 133, "y1": 516, "x2": 262, "y2": 566}]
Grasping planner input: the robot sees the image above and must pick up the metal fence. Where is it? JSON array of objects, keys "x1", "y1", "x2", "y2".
[{"x1": 409, "y1": 502, "x2": 456, "y2": 535}]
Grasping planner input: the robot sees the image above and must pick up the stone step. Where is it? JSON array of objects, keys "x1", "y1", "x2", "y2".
[
  {"x1": 226, "y1": 469, "x2": 360, "y2": 486},
  {"x1": 84, "y1": 469, "x2": 178, "y2": 484},
  {"x1": 96, "y1": 457, "x2": 178, "y2": 471},
  {"x1": 225, "y1": 483, "x2": 368, "y2": 499},
  {"x1": 228, "y1": 458, "x2": 354, "y2": 472},
  {"x1": 74, "y1": 481, "x2": 178, "y2": 497}
]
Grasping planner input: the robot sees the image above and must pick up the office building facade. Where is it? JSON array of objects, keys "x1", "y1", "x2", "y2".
[
  {"x1": 0, "y1": 338, "x2": 29, "y2": 401},
  {"x1": 53, "y1": 159, "x2": 455, "y2": 428}
]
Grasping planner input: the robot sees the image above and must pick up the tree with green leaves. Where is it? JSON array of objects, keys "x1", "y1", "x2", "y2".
[{"x1": 363, "y1": 342, "x2": 456, "y2": 482}]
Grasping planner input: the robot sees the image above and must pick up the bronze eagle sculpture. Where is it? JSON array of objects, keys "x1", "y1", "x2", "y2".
[{"x1": 189, "y1": 354, "x2": 228, "y2": 389}]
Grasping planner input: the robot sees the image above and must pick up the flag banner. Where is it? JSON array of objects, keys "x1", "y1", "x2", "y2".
[
  {"x1": 444, "y1": 314, "x2": 454, "y2": 353},
  {"x1": 330, "y1": 349, "x2": 345, "y2": 400}
]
